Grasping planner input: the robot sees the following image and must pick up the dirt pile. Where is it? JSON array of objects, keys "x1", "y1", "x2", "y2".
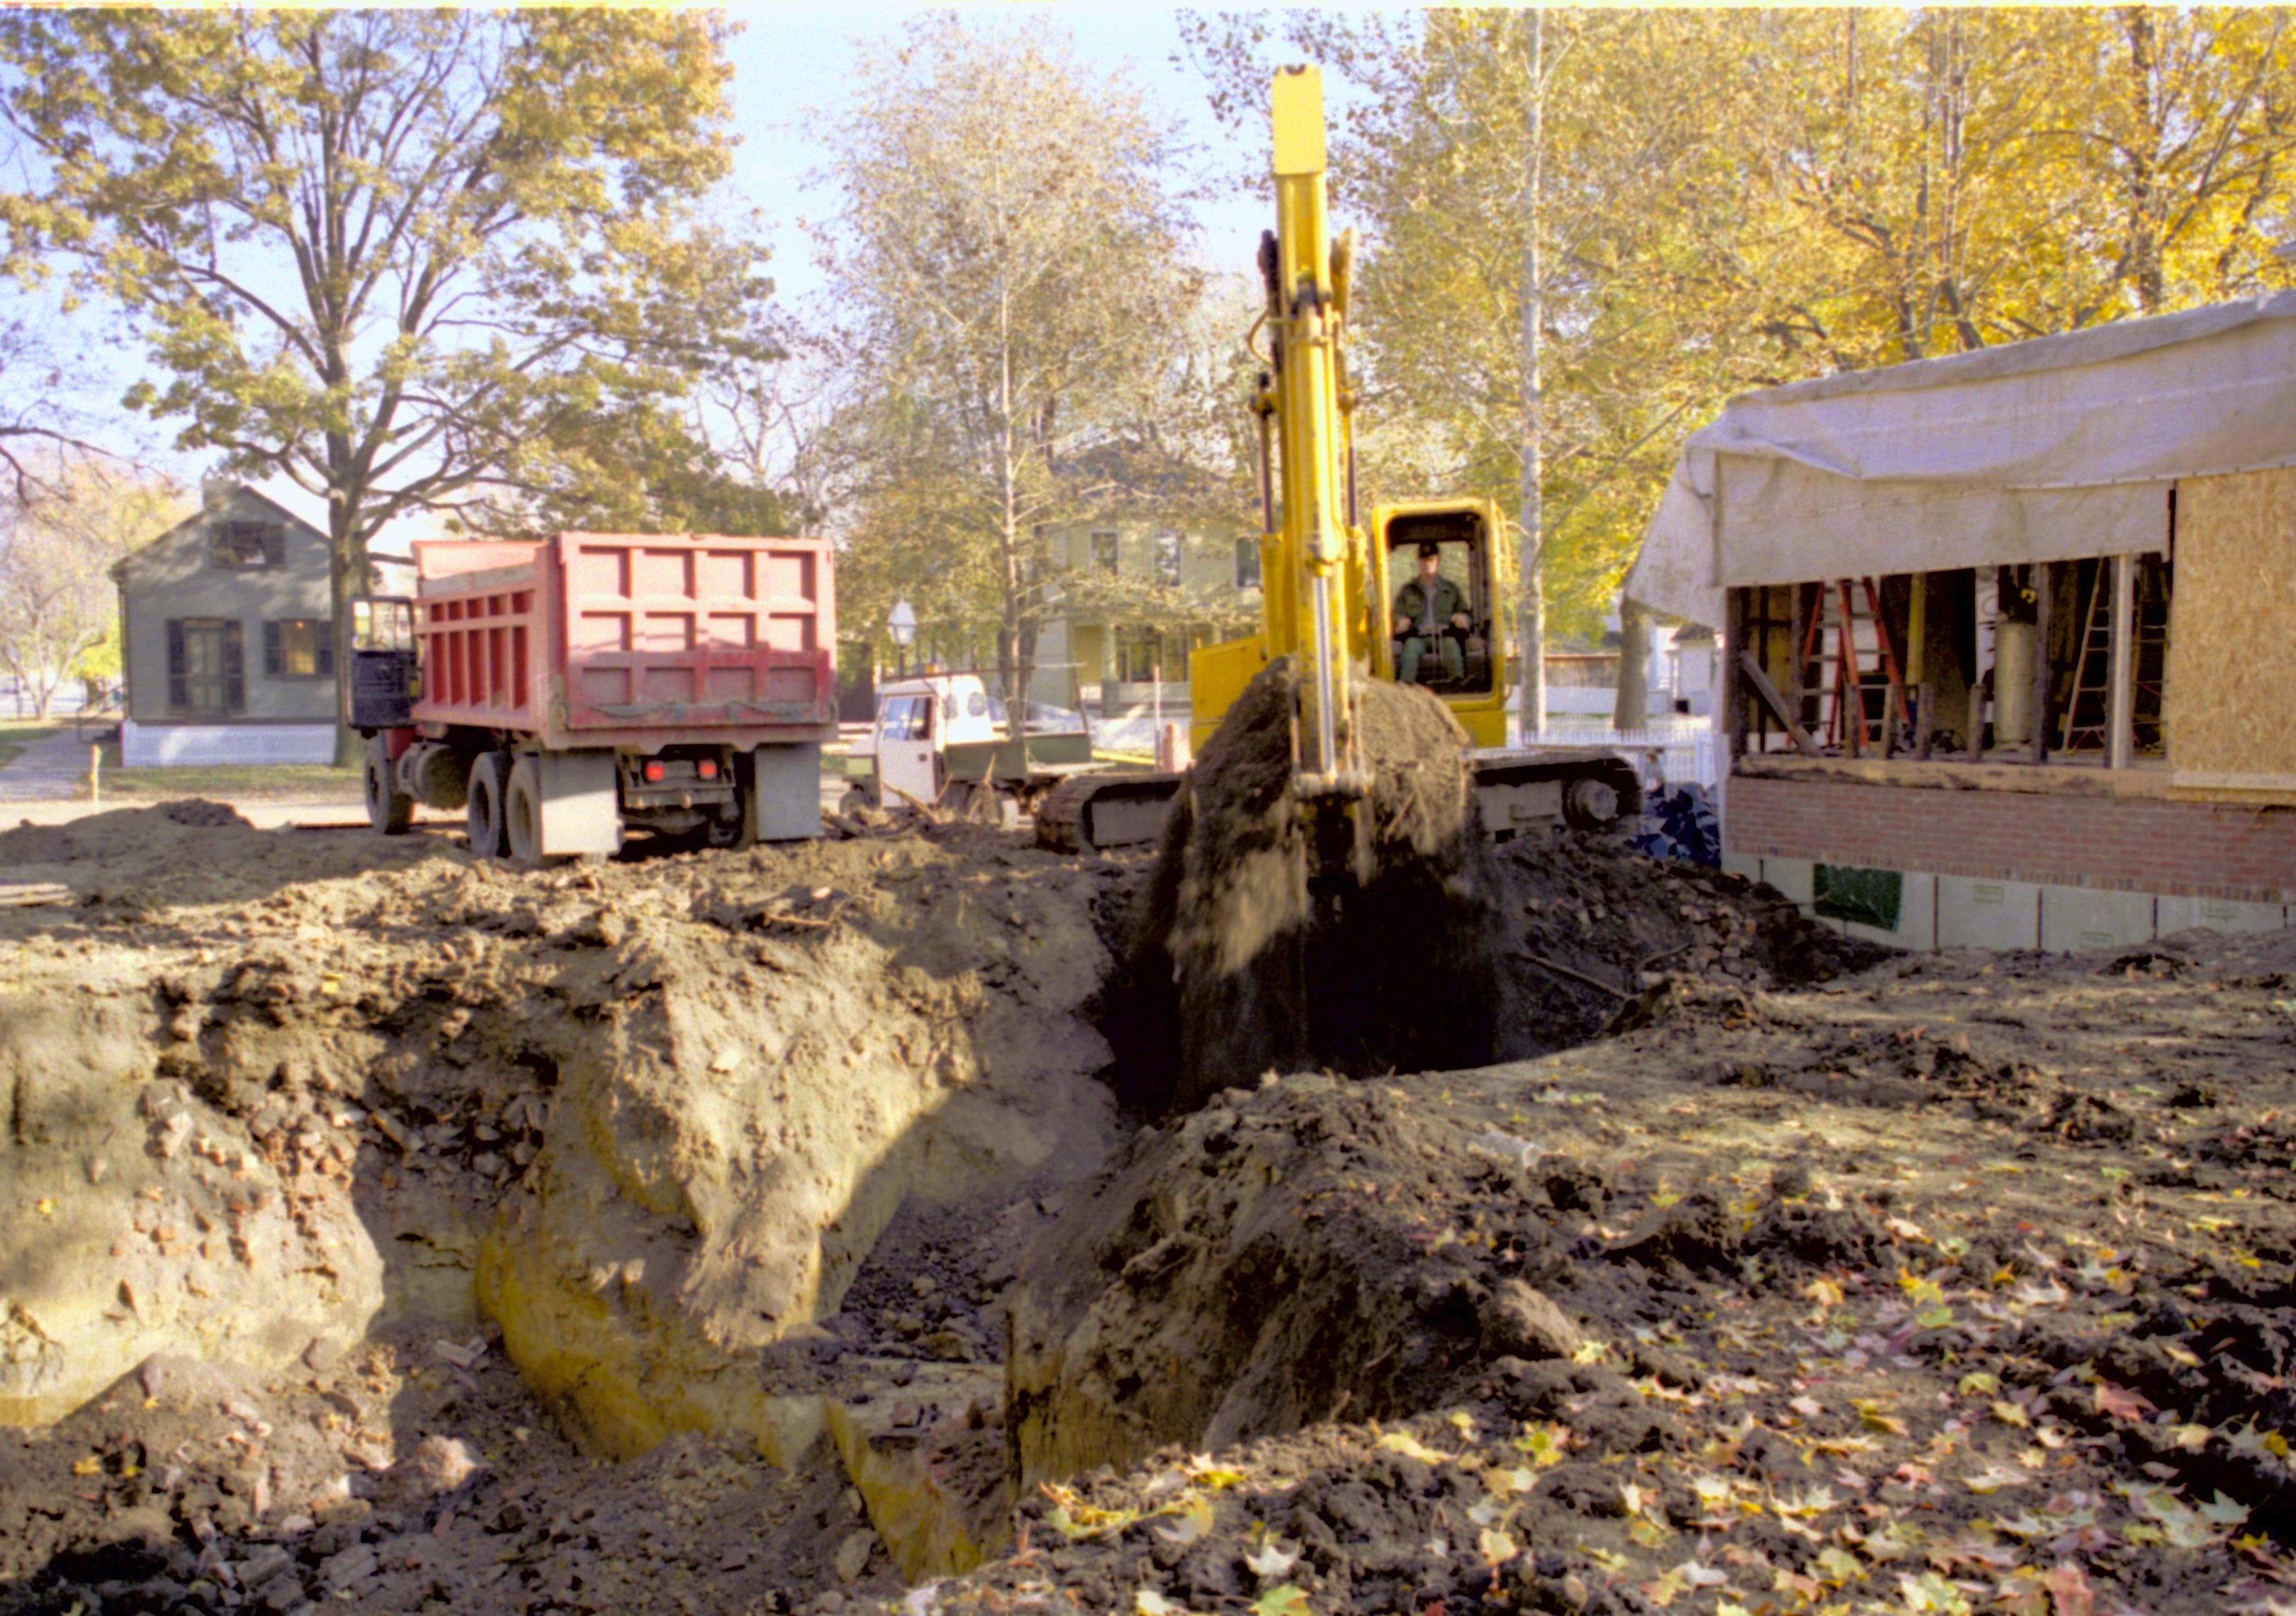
[
  {"x1": 917, "y1": 926, "x2": 2296, "y2": 1616},
  {"x1": 1122, "y1": 660, "x2": 1509, "y2": 1112},
  {"x1": 0, "y1": 806, "x2": 1132, "y2": 1612}
]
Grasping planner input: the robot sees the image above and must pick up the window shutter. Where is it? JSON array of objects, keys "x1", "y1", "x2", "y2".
[
  {"x1": 266, "y1": 527, "x2": 286, "y2": 568},
  {"x1": 167, "y1": 619, "x2": 188, "y2": 712},
  {"x1": 223, "y1": 621, "x2": 245, "y2": 714},
  {"x1": 315, "y1": 622, "x2": 334, "y2": 678},
  {"x1": 264, "y1": 620, "x2": 283, "y2": 677}
]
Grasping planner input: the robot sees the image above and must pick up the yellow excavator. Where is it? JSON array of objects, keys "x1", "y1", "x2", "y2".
[{"x1": 1038, "y1": 64, "x2": 1638, "y2": 855}]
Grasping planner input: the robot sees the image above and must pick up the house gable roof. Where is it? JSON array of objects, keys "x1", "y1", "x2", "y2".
[{"x1": 112, "y1": 482, "x2": 327, "y2": 581}]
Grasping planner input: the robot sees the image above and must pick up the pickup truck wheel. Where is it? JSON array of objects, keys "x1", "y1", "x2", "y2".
[
  {"x1": 466, "y1": 752, "x2": 512, "y2": 859},
  {"x1": 364, "y1": 737, "x2": 415, "y2": 836},
  {"x1": 505, "y1": 755, "x2": 548, "y2": 867}
]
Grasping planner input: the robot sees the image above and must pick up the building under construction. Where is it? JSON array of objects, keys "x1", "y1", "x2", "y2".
[{"x1": 1631, "y1": 293, "x2": 2296, "y2": 950}]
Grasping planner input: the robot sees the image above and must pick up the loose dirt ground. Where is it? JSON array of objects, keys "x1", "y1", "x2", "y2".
[{"x1": 3, "y1": 803, "x2": 2291, "y2": 1616}]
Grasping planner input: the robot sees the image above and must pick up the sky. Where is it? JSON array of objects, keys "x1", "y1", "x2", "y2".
[
  {"x1": 714, "y1": 5, "x2": 1283, "y2": 308},
  {"x1": 23, "y1": 5, "x2": 1372, "y2": 488}
]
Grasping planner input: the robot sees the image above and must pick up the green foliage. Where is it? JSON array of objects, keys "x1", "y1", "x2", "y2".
[
  {"x1": 1181, "y1": 9, "x2": 2296, "y2": 636},
  {"x1": 811, "y1": 16, "x2": 1212, "y2": 711},
  {"x1": 0, "y1": 11, "x2": 775, "y2": 753},
  {"x1": 0, "y1": 464, "x2": 182, "y2": 718}
]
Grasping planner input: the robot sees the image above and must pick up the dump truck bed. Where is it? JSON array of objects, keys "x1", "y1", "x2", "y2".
[{"x1": 410, "y1": 532, "x2": 836, "y2": 749}]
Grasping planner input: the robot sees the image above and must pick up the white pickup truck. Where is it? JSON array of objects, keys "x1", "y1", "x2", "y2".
[{"x1": 846, "y1": 673, "x2": 1098, "y2": 821}]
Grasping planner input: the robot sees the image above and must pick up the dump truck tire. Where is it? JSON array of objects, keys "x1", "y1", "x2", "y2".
[
  {"x1": 467, "y1": 751, "x2": 512, "y2": 860},
  {"x1": 505, "y1": 755, "x2": 548, "y2": 867},
  {"x1": 364, "y1": 737, "x2": 415, "y2": 836}
]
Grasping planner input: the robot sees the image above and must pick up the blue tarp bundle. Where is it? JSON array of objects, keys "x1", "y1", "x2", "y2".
[{"x1": 1632, "y1": 781, "x2": 1720, "y2": 867}]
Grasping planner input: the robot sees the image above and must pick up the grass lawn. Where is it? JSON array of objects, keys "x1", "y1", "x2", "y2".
[{"x1": 94, "y1": 739, "x2": 361, "y2": 803}]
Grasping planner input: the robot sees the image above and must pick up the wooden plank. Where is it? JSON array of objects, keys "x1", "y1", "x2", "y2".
[
  {"x1": 2030, "y1": 561, "x2": 2052, "y2": 766},
  {"x1": 2107, "y1": 553, "x2": 2135, "y2": 771},
  {"x1": 1737, "y1": 650, "x2": 1821, "y2": 757},
  {"x1": 1734, "y1": 751, "x2": 2174, "y2": 799},
  {"x1": 1723, "y1": 587, "x2": 1747, "y2": 761},
  {"x1": 2170, "y1": 471, "x2": 2296, "y2": 776}
]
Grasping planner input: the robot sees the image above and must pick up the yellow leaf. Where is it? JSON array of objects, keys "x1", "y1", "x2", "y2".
[
  {"x1": 1991, "y1": 1401, "x2": 2029, "y2": 1428},
  {"x1": 1156, "y1": 1497, "x2": 1215, "y2": 1546},
  {"x1": 1957, "y1": 1373, "x2": 1998, "y2": 1396},
  {"x1": 1631, "y1": 1515, "x2": 1675, "y2": 1547},
  {"x1": 1513, "y1": 1422, "x2": 1570, "y2": 1467},
  {"x1": 1571, "y1": 1339, "x2": 1609, "y2": 1364},
  {"x1": 72, "y1": 1456, "x2": 101, "y2": 1476},
  {"x1": 1375, "y1": 1430, "x2": 1448, "y2": 1466}
]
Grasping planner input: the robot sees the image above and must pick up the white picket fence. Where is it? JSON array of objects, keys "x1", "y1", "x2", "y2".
[{"x1": 1528, "y1": 719, "x2": 1720, "y2": 788}]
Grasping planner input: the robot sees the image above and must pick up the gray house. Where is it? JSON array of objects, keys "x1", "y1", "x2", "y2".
[{"x1": 112, "y1": 480, "x2": 339, "y2": 766}]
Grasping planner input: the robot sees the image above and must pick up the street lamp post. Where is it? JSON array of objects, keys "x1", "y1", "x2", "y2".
[{"x1": 887, "y1": 599, "x2": 917, "y2": 678}]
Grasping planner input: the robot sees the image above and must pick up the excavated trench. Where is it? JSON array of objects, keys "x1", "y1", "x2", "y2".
[{"x1": 0, "y1": 798, "x2": 1867, "y2": 1615}]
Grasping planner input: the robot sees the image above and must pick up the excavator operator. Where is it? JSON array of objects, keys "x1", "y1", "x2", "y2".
[{"x1": 1392, "y1": 542, "x2": 1469, "y2": 685}]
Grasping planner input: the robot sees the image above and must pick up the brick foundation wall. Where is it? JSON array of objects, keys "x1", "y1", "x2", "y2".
[{"x1": 1726, "y1": 775, "x2": 2296, "y2": 904}]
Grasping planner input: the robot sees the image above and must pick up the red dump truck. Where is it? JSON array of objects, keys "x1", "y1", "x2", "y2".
[{"x1": 347, "y1": 531, "x2": 835, "y2": 861}]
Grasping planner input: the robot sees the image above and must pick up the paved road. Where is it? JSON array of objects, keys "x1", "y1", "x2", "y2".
[{"x1": 0, "y1": 728, "x2": 101, "y2": 803}]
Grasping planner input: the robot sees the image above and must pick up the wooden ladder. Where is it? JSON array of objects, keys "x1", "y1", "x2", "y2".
[
  {"x1": 1799, "y1": 579, "x2": 1913, "y2": 755},
  {"x1": 2059, "y1": 566, "x2": 2114, "y2": 753}
]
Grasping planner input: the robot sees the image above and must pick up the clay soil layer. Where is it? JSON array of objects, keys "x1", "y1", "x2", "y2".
[{"x1": 4, "y1": 803, "x2": 2294, "y2": 1616}]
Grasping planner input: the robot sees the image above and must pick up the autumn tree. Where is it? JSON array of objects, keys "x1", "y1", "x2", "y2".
[
  {"x1": 0, "y1": 9, "x2": 775, "y2": 761},
  {"x1": 0, "y1": 464, "x2": 182, "y2": 718},
  {"x1": 1184, "y1": 9, "x2": 1767, "y2": 723},
  {"x1": 811, "y1": 16, "x2": 1203, "y2": 730}
]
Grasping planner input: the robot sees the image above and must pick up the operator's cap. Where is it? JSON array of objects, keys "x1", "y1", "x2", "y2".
[{"x1": 1417, "y1": 541, "x2": 1441, "y2": 558}]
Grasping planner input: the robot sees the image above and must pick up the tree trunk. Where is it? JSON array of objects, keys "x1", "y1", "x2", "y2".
[
  {"x1": 1516, "y1": 9, "x2": 1548, "y2": 744},
  {"x1": 1612, "y1": 598, "x2": 1649, "y2": 731},
  {"x1": 327, "y1": 461, "x2": 366, "y2": 768}
]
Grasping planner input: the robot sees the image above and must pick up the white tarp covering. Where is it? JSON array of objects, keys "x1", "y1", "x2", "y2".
[{"x1": 1627, "y1": 291, "x2": 2296, "y2": 626}]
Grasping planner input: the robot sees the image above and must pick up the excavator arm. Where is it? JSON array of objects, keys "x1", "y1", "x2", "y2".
[{"x1": 1262, "y1": 64, "x2": 1368, "y2": 807}]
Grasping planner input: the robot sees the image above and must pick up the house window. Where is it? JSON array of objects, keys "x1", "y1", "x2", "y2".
[
  {"x1": 209, "y1": 520, "x2": 284, "y2": 571},
  {"x1": 1154, "y1": 531, "x2": 1182, "y2": 588},
  {"x1": 165, "y1": 619, "x2": 245, "y2": 717},
  {"x1": 1115, "y1": 628, "x2": 1164, "y2": 684},
  {"x1": 265, "y1": 619, "x2": 334, "y2": 679},
  {"x1": 1234, "y1": 537, "x2": 1262, "y2": 591},
  {"x1": 1091, "y1": 530, "x2": 1119, "y2": 573}
]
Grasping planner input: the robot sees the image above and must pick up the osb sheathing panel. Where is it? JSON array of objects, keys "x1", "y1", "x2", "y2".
[{"x1": 2169, "y1": 469, "x2": 2296, "y2": 777}]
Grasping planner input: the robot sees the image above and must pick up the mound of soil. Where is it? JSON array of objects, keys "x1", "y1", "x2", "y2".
[
  {"x1": 0, "y1": 806, "x2": 1130, "y2": 1612},
  {"x1": 1121, "y1": 660, "x2": 1509, "y2": 1112},
  {"x1": 921, "y1": 926, "x2": 2296, "y2": 1616}
]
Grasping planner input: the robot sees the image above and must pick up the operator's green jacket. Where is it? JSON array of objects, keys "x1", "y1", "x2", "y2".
[{"x1": 1392, "y1": 573, "x2": 1468, "y2": 636}]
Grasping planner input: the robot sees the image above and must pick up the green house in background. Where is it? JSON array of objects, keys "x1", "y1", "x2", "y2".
[{"x1": 110, "y1": 480, "x2": 343, "y2": 765}]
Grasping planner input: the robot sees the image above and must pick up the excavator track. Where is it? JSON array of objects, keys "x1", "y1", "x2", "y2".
[
  {"x1": 1034, "y1": 748, "x2": 1641, "y2": 855},
  {"x1": 1032, "y1": 771, "x2": 1186, "y2": 854},
  {"x1": 1469, "y1": 746, "x2": 1645, "y2": 840}
]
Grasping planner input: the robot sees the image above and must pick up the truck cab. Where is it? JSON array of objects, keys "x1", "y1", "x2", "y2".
[{"x1": 854, "y1": 673, "x2": 1096, "y2": 817}]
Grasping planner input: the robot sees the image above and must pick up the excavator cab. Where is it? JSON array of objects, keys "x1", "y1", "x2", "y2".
[{"x1": 1369, "y1": 499, "x2": 1511, "y2": 748}]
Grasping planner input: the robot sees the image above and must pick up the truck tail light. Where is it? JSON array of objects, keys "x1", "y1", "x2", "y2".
[
  {"x1": 643, "y1": 761, "x2": 666, "y2": 783},
  {"x1": 697, "y1": 759, "x2": 719, "y2": 780}
]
